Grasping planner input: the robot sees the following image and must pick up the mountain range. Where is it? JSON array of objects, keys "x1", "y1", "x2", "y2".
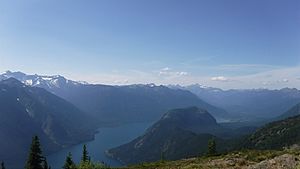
[
  {"x1": 171, "y1": 84, "x2": 300, "y2": 120},
  {"x1": 0, "y1": 78, "x2": 96, "y2": 167},
  {"x1": 2, "y1": 71, "x2": 300, "y2": 167},
  {"x1": 0, "y1": 71, "x2": 232, "y2": 167},
  {"x1": 3, "y1": 71, "x2": 299, "y2": 123},
  {"x1": 0, "y1": 71, "x2": 231, "y2": 124}
]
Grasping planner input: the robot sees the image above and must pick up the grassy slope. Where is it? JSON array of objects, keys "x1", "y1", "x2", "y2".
[{"x1": 120, "y1": 149, "x2": 300, "y2": 169}]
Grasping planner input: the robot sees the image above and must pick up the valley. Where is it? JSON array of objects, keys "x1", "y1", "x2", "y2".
[
  {"x1": 47, "y1": 122, "x2": 152, "y2": 168},
  {"x1": 1, "y1": 72, "x2": 300, "y2": 169},
  {"x1": 1, "y1": 1, "x2": 298, "y2": 168}
]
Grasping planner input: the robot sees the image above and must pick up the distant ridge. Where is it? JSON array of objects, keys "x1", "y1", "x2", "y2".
[
  {"x1": 0, "y1": 71, "x2": 232, "y2": 123},
  {"x1": 276, "y1": 103, "x2": 300, "y2": 120},
  {"x1": 172, "y1": 84, "x2": 300, "y2": 120}
]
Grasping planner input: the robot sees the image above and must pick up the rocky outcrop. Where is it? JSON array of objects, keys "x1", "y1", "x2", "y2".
[{"x1": 247, "y1": 154, "x2": 300, "y2": 169}]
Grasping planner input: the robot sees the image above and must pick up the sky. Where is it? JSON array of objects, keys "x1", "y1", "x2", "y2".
[{"x1": 0, "y1": 0, "x2": 299, "y2": 89}]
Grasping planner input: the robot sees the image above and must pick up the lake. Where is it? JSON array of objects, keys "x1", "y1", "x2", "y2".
[{"x1": 47, "y1": 122, "x2": 152, "y2": 169}]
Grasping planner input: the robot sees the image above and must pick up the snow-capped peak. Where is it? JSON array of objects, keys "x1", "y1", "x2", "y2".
[{"x1": 0, "y1": 71, "x2": 89, "y2": 88}]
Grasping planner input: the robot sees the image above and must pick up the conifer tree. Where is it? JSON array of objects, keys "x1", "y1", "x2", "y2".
[
  {"x1": 81, "y1": 145, "x2": 89, "y2": 163},
  {"x1": 160, "y1": 150, "x2": 166, "y2": 162},
  {"x1": 1, "y1": 162, "x2": 5, "y2": 169},
  {"x1": 63, "y1": 152, "x2": 76, "y2": 169},
  {"x1": 43, "y1": 157, "x2": 50, "y2": 169},
  {"x1": 207, "y1": 138, "x2": 216, "y2": 156},
  {"x1": 25, "y1": 136, "x2": 45, "y2": 169}
]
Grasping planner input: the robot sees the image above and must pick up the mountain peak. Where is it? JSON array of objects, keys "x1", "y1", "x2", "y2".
[
  {"x1": 161, "y1": 107, "x2": 217, "y2": 125},
  {"x1": 107, "y1": 106, "x2": 222, "y2": 164},
  {"x1": 0, "y1": 77, "x2": 24, "y2": 87},
  {"x1": 1, "y1": 70, "x2": 26, "y2": 78},
  {"x1": 0, "y1": 71, "x2": 87, "y2": 88},
  {"x1": 3, "y1": 70, "x2": 12, "y2": 74},
  {"x1": 154, "y1": 107, "x2": 220, "y2": 136}
]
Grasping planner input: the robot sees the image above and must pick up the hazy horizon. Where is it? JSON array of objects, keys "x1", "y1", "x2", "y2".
[{"x1": 2, "y1": 69, "x2": 300, "y2": 91}]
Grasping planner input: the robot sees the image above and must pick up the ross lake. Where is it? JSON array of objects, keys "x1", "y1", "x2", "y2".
[{"x1": 47, "y1": 122, "x2": 152, "y2": 169}]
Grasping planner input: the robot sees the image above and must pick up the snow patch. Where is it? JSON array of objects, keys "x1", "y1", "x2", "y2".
[
  {"x1": 25, "y1": 79, "x2": 33, "y2": 85},
  {"x1": 41, "y1": 77, "x2": 53, "y2": 81}
]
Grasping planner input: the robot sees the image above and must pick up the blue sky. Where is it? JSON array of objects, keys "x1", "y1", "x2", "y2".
[{"x1": 0, "y1": 0, "x2": 299, "y2": 89}]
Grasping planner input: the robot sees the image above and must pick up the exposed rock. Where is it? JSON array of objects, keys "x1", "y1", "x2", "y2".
[
  {"x1": 207, "y1": 157, "x2": 255, "y2": 168},
  {"x1": 246, "y1": 154, "x2": 300, "y2": 169}
]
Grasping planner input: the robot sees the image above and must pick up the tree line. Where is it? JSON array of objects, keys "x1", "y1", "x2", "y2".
[
  {"x1": 0, "y1": 136, "x2": 217, "y2": 169},
  {"x1": 1, "y1": 136, "x2": 109, "y2": 169}
]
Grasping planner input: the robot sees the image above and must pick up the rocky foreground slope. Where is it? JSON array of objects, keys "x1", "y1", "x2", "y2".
[{"x1": 121, "y1": 149, "x2": 300, "y2": 169}]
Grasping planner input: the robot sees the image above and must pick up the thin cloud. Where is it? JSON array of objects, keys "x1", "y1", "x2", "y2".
[
  {"x1": 276, "y1": 79, "x2": 289, "y2": 83},
  {"x1": 211, "y1": 76, "x2": 229, "y2": 82},
  {"x1": 158, "y1": 67, "x2": 189, "y2": 77},
  {"x1": 161, "y1": 67, "x2": 171, "y2": 71},
  {"x1": 66, "y1": 66, "x2": 300, "y2": 90}
]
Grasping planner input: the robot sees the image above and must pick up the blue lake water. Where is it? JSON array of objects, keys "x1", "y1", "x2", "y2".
[{"x1": 47, "y1": 122, "x2": 152, "y2": 169}]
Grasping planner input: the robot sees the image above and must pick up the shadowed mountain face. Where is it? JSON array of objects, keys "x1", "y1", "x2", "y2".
[
  {"x1": 276, "y1": 103, "x2": 300, "y2": 120},
  {"x1": 0, "y1": 78, "x2": 95, "y2": 167},
  {"x1": 107, "y1": 107, "x2": 229, "y2": 165},
  {"x1": 108, "y1": 105, "x2": 300, "y2": 165},
  {"x1": 0, "y1": 71, "x2": 231, "y2": 124},
  {"x1": 173, "y1": 84, "x2": 300, "y2": 120},
  {"x1": 241, "y1": 114, "x2": 300, "y2": 150},
  {"x1": 155, "y1": 107, "x2": 221, "y2": 134}
]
